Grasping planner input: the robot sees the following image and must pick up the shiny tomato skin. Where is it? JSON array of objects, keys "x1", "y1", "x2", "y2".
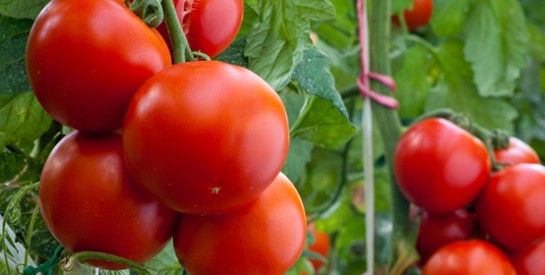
[
  {"x1": 39, "y1": 132, "x2": 179, "y2": 270},
  {"x1": 422, "y1": 240, "x2": 516, "y2": 275},
  {"x1": 494, "y1": 137, "x2": 540, "y2": 165},
  {"x1": 509, "y1": 239, "x2": 545, "y2": 275},
  {"x1": 403, "y1": 0, "x2": 433, "y2": 30},
  {"x1": 394, "y1": 118, "x2": 491, "y2": 213},
  {"x1": 157, "y1": 0, "x2": 244, "y2": 58},
  {"x1": 476, "y1": 164, "x2": 545, "y2": 250},
  {"x1": 26, "y1": 0, "x2": 171, "y2": 132},
  {"x1": 416, "y1": 209, "x2": 477, "y2": 264},
  {"x1": 307, "y1": 225, "x2": 331, "y2": 272},
  {"x1": 173, "y1": 173, "x2": 306, "y2": 275},
  {"x1": 122, "y1": 61, "x2": 289, "y2": 215}
]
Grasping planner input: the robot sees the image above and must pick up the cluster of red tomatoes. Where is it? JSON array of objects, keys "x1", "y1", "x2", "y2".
[
  {"x1": 25, "y1": 0, "x2": 307, "y2": 273},
  {"x1": 394, "y1": 117, "x2": 545, "y2": 274}
]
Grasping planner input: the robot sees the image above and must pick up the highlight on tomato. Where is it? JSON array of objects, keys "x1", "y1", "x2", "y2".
[
  {"x1": 39, "y1": 131, "x2": 179, "y2": 270},
  {"x1": 173, "y1": 173, "x2": 306, "y2": 275},
  {"x1": 122, "y1": 60, "x2": 290, "y2": 215},
  {"x1": 393, "y1": 118, "x2": 491, "y2": 213},
  {"x1": 26, "y1": 0, "x2": 171, "y2": 132}
]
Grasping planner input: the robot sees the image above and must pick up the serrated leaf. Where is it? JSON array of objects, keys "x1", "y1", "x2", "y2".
[
  {"x1": 393, "y1": 45, "x2": 434, "y2": 120},
  {"x1": 0, "y1": 0, "x2": 48, "y2": 19},
  {"x1": 431, "y1": 0, "x2": 470, "y2": 37},
  {"x1": 245, "y1": 0, "x2": 335, "y2": 90},
  {"x1": 0, "y1": 92, "x2": 52, "y2": 148},
  {"x1": 0, "y1": 17, "x2": 32, "y2": 95},
  {"x1": 425, "y1": 41, "x2": 518, "y2": 131},
  {"x1": 463, "y1": 0, "x2": 529, "y2": 97},
  {"x1": 290, "y1": 49, "x2": 356, "y2": 149}
]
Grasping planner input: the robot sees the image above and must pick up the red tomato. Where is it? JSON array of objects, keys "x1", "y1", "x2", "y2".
[
  {"x1": 494, "y1": 137, "x2": 540, "y2": 165},
  {"x1": 307, "y1": 224, "x2": 331, "y2": 272},
  {"x1": 509, "y1": 239, "x2": 545, "y2": 275},
  {"x1": 393, "y1": 118, "x2": 491, "y2": 213},
  {"x1": 26, "y1": 0, "x2": 171, "y2": 132},
  {"x1": 173, "y1": 173, "x2": 306, "y2": 275},
  {"x1": 416, "y1": 209, "x2": 477, "y2": 264},
  {"x1": 393, "y1": 0, "x2": 433, "y2": 30},
  {"x1": 39, "y1": 131, "x2": 179, "y2": 270},
  {"x1": 122, "y1": 61, "x2": 289, "y2": 215},
  {"x1": 422, "y1": 240, "x2": 516, "y2": 275},
  {"x1": 157, "y1": 0, "x2": 244, "y2": 58},
  {"x1": 476, "y1": 164, "x2": 545, "y2": 249}
]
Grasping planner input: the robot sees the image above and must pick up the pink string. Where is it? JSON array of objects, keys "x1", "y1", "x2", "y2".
[{"x1": 357, "y1": 0, "x2": 398, "y2": 109}]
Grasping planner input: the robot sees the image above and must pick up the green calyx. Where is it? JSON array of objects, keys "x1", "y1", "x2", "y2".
[{"x1": 129, "y1": 0, "x2": 164, "y2": 28}]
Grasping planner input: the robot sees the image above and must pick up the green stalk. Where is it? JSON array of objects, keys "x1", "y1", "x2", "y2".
[
  {"x1": 368, "y1": 0, "x2": 417, "y2": 272},
  {"x1": 161, "y1": 0, "x2": 195, "y2": 63},
  {"x1": 61, "y1": 251, "x2": 151, "y2": 274}
]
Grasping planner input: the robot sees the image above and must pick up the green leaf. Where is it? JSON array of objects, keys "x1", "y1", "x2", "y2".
[
  {"x1": 431, "y1": 0, "x2": 470, "y2": 37},
  {"x1": 463, "y1": 0, "x2": 529, "y2": 97},
  {"x1": 425, "y1": 40, "x2": 518, "y2": 132},
  {"x1": 391, "y1": 0, "x2": 415, "y2": 15},
  {"x1": 282, "y1": 137, "x2": 313, "y2": 183},
  {"x1": 528, "y1": 23, "x2": 545, "y2": 62},
  {"x1": 245, "y1": 0, "x2": 335, "y2": 90},
  {"x1": 215, "y1": 37, "x2": 248, "y2": 67},
  {"x1": 144, "y1": 241, "x2": 183, "y2": 275},
  {"x1": 290, "y1": 49, "x2": 356, "y2": 149},
  {"x1": 0, "y1": 17, "x2": 33, "y2": 95},
  {"x1": 393, "y1": 45, "x2": 434, "y2": 120},
  {"x1": 0, "y1": 0, "x2": 48, "y2": 19},
  {"x1": 0, "y1": 92, "x2": 53, "y2": 148}
]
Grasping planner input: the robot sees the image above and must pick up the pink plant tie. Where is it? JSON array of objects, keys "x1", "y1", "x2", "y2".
[{"x1": 357, "y1": 0, "x2": 398, "y2": 109}]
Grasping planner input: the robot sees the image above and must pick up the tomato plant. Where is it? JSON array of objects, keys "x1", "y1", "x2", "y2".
[
  {"x1": 509, "y1": 239, "x2": 545, "y2": 275},
  {"x1": 422, "y1": 240, "x2": 516, "y2": 274},
  {"x1": 475, "y1": 164, "x2": 545, "y2": 250},
  {"x1": 394, "y1": 118, "x2": 491, "y2": 213},
  {"x1": 156, "y1": 0, "x2": 244, "y2": 58},
  {"x1": 494, "y1": 137, "x2": 540, "y2": 165},
  {"x1": 39, "y1": 131, "x2": 179, "y2": 270},
  {"x1": 306, "y1": 224, "x2": 331, "y2": 272},
  {"x1": 392, "y1": 0, "x2": 433, "y2": 30},
  {"x1": 173, "y1": 173, "x2": 306, "y2": 275},
  {"x1": 26, "y1": 0, "x2": 171, "y2": 132},
  {"x1": 415, "y1": 209, "x2": 477, "y2": 264},
  {"x1": 122, "y1": 60, "x2": 289, "y2": 215}
]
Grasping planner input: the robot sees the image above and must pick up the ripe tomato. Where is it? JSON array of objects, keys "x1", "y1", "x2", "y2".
[
  {"x1": 475, "y1": 164, "x2": 545, "y2": 249},
  {"x1": 393, "y1": 0, "x2": 433, "y2": 30},
  {"x1": 157, "y1": 0, "x2": 244, "y2": 58},
  {"x1": 123, "y1": 61, "x2": 289, "y2": 215},
  {"x1": 173, "y1": 173, "x2": 306, "y2": 275},
  {"x1": 393, "y1": 118, "x2": 491, "y2": 213},
  {"x1": 26, "y1": 0, "x2": 171, "y2": 132},
  {"x1": 39, "y1": 132, "x2": 179, "y2": 270},
  {"x1": 509, "y1": 239, "x2": 545, "y2": 275},
  {"x1": 422, "y1": 240, "x2": 516, "y2": 275},
  {"x1": 307, "y1": 224, "x2": 331, "y2": 272},
  {"x1": 416, "y1": 209, "x2": 477, "y2": 264},
  {"x1": 494, "y1": 137, "x2": 540, "y2": 165}
]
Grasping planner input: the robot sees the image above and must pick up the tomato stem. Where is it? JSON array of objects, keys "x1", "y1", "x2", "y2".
[
  {"x1": 130, "y1": 0, "x2": 164, "y2": 28},
  {"x1": 61, "y1": 251, "x2": 151, "y2": 274},
  {"x1": 161, "y1": 0, "x2": 195, "y2": 63}
]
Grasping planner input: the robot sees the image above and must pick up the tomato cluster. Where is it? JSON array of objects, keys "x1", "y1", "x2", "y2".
[
  {"x1": 27, "y1": 0, "x2": 306, "y2": 272},
  {"x1": 394, "y1": 117, "x2": 545, "y2": 274}
]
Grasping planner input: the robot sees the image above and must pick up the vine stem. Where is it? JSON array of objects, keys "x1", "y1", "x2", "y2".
[
  {"x1": 61, "y1": 251, "x2": 151, "y2": 274},
  {"x1": 161, "y1": 0, "x2": 195, "y2": 63}
]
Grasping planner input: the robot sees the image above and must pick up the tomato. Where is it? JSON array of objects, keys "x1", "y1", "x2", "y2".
[
  {"x1": 39, "y1": 131, "x2": 179, "y2": 270},
  {"x1": 423, "y1": 240, "x2": 516, "y2": 274},
  {"x1": 157, "y1": 0, "x2": 244, "y2": 58},
  {"x1": 494, "y1": 137, "x2": 540, "y2": 165},
  {"x1": 392, "y1": 0, "x2": 433, "y2": 30},
  {"x1": 173, "y1": 173, "x2": 306, "y2": 275},
  {"x1": 393, "y1": 118, "x2": 491, "y2": 213},
  {"x1": 475, "y1": 164, "x2": 545, "y2": 250},
  {"x1": 307, "y1": 224, "x2": 331, "y2": 272},
  {"x1": 26, "y1": 0, "x2": 171, "y2": 132},
  {"x1": 122, "y1": 61, "x2": 289, "y2": 215},
  {"x1": 416, "y1": 209, "x2": 477, "y2": 264},
  {"x1": 509, "y1": 239, "x2": 545, "y2": 275}
]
